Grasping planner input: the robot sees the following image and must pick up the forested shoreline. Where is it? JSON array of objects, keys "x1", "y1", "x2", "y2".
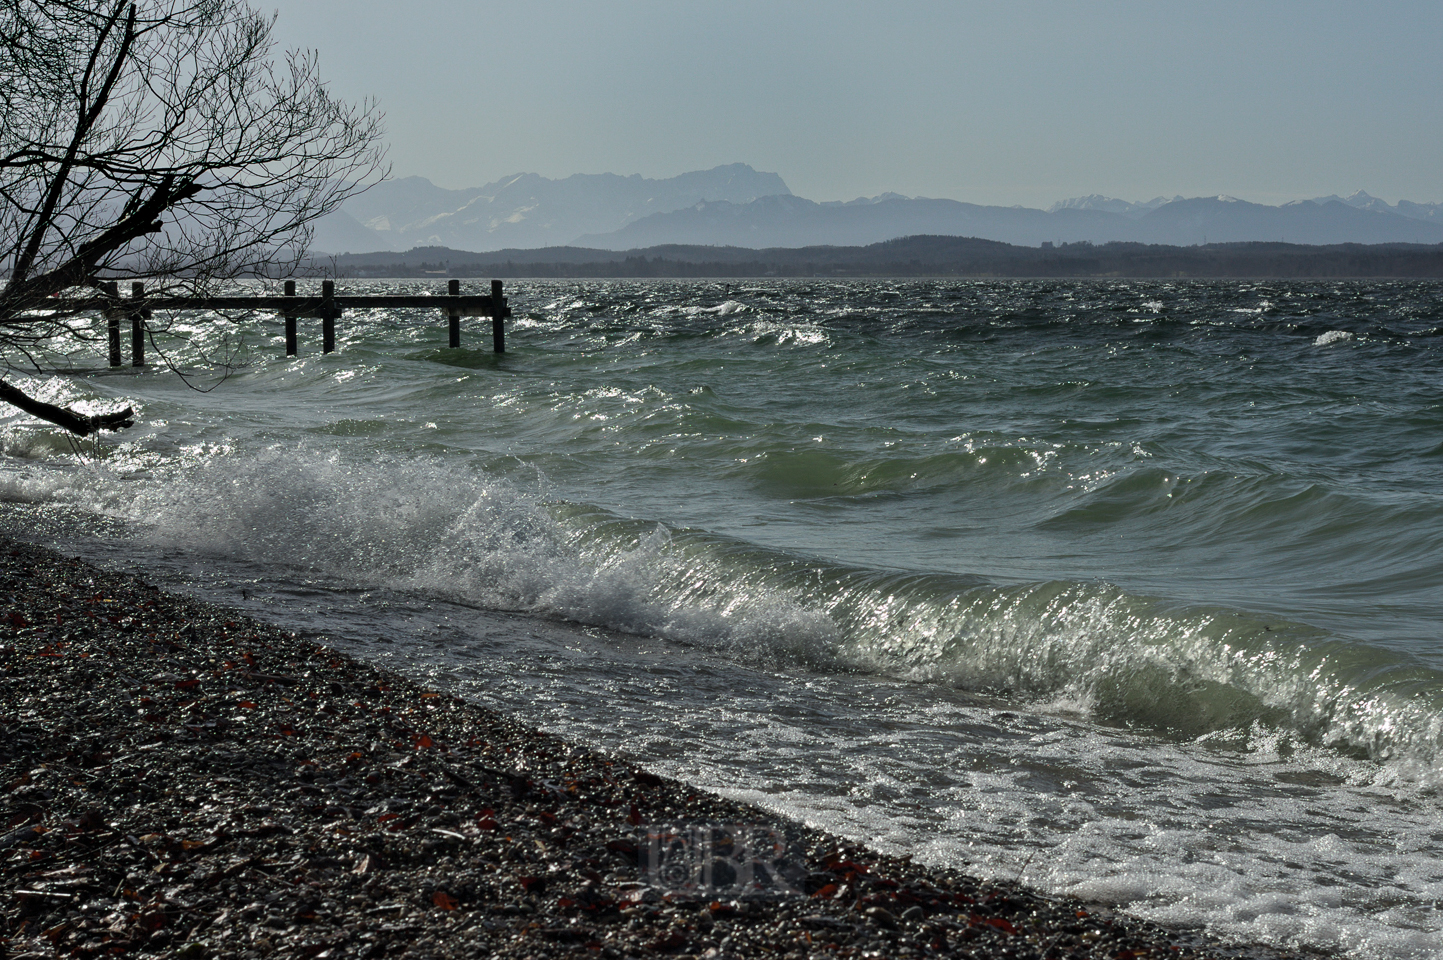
[{"x1": 323, "y1": 236, "x2": 1443, "y2": 279}]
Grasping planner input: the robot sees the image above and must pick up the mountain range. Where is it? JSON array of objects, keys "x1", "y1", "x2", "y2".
[
  {"x1": 314, "y1": 163, "x2": 790, "y2": 254},
  {"x1": 310, "y1": 167, "x2": 1443, "y2": 254}
]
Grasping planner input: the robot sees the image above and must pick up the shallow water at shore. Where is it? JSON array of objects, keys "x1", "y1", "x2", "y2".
[{"x1": 5, "y1": 279, "x2": 1443, "y2": 957}]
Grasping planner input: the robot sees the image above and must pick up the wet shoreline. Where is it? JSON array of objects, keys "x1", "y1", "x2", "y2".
[{"x1": 1, "y1": 535, "x2": 1303, "y2": 959}]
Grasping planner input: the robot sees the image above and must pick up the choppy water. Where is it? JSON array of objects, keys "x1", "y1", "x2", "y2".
[{"x1": 4, "y1": 279, "x2": 1443, "y2": 958}]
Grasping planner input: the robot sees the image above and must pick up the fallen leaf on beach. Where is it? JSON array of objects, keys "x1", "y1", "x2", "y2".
[
  {"x1": 648, "y1": 931, "x2": 687, "y2": 951},
  {"x1": 431, "y1": 890, "x2": 458, "y2": 910},
  {"x1": 971, "y1": 915, "x2": 1017, "y2": 934}
]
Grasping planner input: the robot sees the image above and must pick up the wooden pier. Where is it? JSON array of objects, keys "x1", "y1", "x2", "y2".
[{"x1": 81, "y1": 279, "x2": 511, "y2": 367}]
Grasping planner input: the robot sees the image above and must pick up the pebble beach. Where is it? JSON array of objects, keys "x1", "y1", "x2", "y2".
[{"x1": 2, "y1": 535, "x2": 1302, "y2": 959}]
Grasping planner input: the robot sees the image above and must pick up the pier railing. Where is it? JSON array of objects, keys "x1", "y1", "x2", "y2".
[{"x1": 53, "y1": 278, "x2": 511, "y2": 367}]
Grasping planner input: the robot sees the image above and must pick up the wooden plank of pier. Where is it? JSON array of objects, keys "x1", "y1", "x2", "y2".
[
  {"x1": 37, "y1": 280, "x2": 512, "y2": 365},
  {"x1": 101, "y1": 293, "x2": 506, "y2": 317}
]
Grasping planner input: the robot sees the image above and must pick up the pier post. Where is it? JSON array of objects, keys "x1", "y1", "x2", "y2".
[
  {"x1": 283, "y1": 280, "x2": 297, "y2": 356},
  {"x1": 322, "y1": 279, "x2": 336, "y2": 353},
  {"x1": 104, "y1": 281, "x2": 121, "y2": 367},
  {"x1": 448, "y1": 278, "x2": 461, "y2": 348},
  {"x1": 130, "y1": 282, "x2": 145, "y2": 367},
  {"x1": 491, "y1": 279, "x2": 506, "y2": 354}
]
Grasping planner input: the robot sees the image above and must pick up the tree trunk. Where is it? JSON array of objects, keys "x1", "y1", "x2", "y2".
[{"x1": 0, "y1": 378, "x2": 133, "y2": 436}]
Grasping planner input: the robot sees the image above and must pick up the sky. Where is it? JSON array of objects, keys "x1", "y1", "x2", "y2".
[{"x1": 268, "y1": 0, "x2": 1443, "y2": 208}]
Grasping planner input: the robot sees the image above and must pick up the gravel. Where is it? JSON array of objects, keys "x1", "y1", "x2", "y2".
[{"x1": 0, "y1": 536, "x2": 1305, "y2": 959}]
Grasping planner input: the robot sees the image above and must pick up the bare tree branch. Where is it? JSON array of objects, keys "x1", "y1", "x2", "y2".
[
  {"x1": 0, "y1": 0, "x2": 387, "y2": 434},
  {"x1": 0, "y1": 376, "x2": 132, "y2": 434}
]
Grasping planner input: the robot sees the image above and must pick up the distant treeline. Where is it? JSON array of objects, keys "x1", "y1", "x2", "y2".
[{"x1": 319, "y1": 236, "x2": 1443, "y2": 279}]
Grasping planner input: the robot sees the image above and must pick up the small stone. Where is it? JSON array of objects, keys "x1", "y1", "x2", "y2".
[{"x1": 864, "y1": 906, "x2": 897, "y2": 928}]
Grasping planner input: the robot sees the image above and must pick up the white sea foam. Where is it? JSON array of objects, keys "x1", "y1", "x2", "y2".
[
  {"x1": 678, "y1": 300, "x2": 748, "y2": 317},
  {"x1": 682, "y1": 701, "x2": 1443, "y2": 960},
  {"x1": 1315, "y1": 329, "x2": 1356, "y2": 346},
  {"x1": 42, "y1": 439, "x2": 1438, "y2": 789},
  {"x1": 725, "y1": 319, "x2": 829, "y2": 346},
  {"x1": 92, "y1": 444, "x2": 839, "y2": 668}
]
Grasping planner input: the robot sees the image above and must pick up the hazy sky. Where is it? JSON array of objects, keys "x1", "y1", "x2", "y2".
[{"x1": 268, "y1": 1, "x2": 1443, "y2": 207}]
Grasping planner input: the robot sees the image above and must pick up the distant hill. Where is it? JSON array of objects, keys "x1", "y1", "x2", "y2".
[
  {"x1": 1132, "y1": 196, "x2": 1443, "y2": 245},
  {"x1": 314, "y1": 163, "x2": 791, "y2": 253},
  {"x1": 1050, "y1": 190, "x2": 1443, "y2": 227},
  {"x1": 320, "y1": 236, "x2": 1443, "y2": 279},
  {"x1": 1305, "y1": 189, "x2": 1443, "y2": 225},
  {"x1": 574, "y1": 195, "x2": 1134, "y2": 248},
  {"x1": 576, "y1": 194, "x2": 1443, "y2": 249}
]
